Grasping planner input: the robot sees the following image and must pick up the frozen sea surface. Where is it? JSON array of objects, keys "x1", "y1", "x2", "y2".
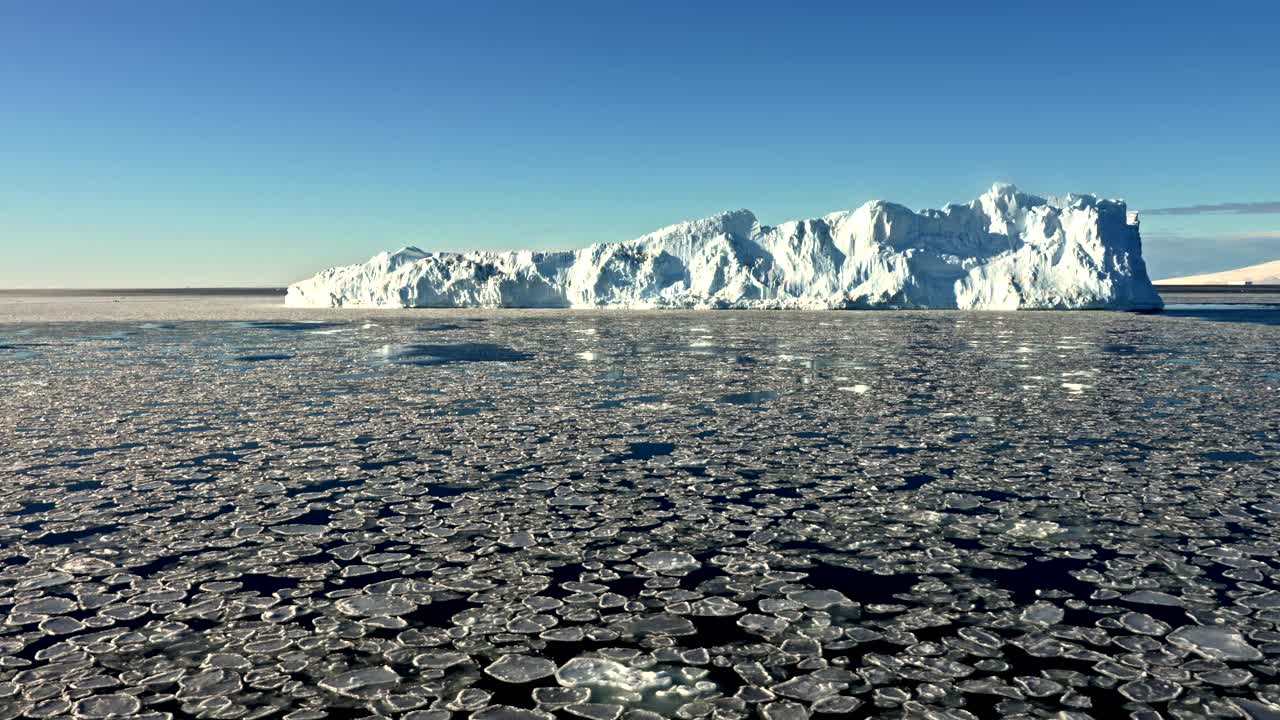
[{"x1": 0, "y1": 295, "x2": 1278, "y2": 719}]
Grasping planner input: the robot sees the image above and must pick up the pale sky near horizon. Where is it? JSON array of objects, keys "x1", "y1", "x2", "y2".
[{"x1": 1, "y1": 1, "x2": 1277, "y2": 287}]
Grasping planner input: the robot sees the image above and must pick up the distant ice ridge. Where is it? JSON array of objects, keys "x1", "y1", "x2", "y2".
[{"x1": 286, "y1": 184, "x2": 1163, "y2": 310}]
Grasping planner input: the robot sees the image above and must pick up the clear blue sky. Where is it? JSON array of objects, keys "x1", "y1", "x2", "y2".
[{"x1": 1, "y1": 0, "x2": 1277, "y2": 287}]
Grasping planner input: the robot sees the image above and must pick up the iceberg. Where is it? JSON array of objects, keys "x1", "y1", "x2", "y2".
[{"x1": 286, "y1": 184, "x2": 1162, "y2": 310}]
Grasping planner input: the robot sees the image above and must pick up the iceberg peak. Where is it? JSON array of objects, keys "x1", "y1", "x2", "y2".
[
  {"x1": 286, "y1": 186, "x2": 1163, "y2": 311},
  {"x1": 985, "y1": 181, "x2": 1019, "y2": 197}
]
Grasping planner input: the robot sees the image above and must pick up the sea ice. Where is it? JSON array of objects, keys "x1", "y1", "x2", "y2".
[
  {"x1": 485, "y1": 654, "x2": 558, "y2": 683},
  {"x1": 4, "y1": 309, "x2": 1277, "y2": 720},
  {"x1": 318, "y1": 666, "x2": 400, "y2": 697},
  {"x1": 71, "y1": 694, "x2": 141, "y2": 718},
  {"x1": 634, "y1": 550, "x2": 700, "y2": 574},
  {"x1": 1167, "y1": 625, "x2": 1263, "y2": 661},
  {"x1": 553, "y1": 657, "x2": 708, "y2": 710}
]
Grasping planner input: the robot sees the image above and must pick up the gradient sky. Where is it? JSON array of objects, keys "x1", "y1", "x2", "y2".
[{"x1": 2, "y1": 1, "x2": 1277, "y2": 287}]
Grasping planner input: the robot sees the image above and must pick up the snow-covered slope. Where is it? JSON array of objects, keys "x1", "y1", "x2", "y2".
[
  {"x1": 287, "y1": 184, "x2": 1163, "y2": 310},
  {"x1": 1155, "y1": 259, "x2": 1280, "y2": 286}
]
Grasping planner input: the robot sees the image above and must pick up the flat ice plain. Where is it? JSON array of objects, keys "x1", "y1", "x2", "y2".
[{"x1": 1, "y1": 293, "x2": 1278, "y2": 719}]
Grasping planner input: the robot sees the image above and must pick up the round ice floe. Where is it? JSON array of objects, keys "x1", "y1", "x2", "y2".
[
  {"x1": 470, "y1": 706, "x2": 555, "y2": 720},
  {"x1": 1195, "y1": 668, "x2": 1253, "y2": 687},
  {"x1": 72, "y1": 694, "x2": 141, "y2": 719},
  {"x1": 1238, "y1": 592, "x2": 1280, "y2": 609},
  {"x1": 334, "y1": 594, "x2": 417, "y2": 617},
  {"x1": 1122, "y1": 590, "x2": 1183, "y2": 606},
  {"x1": 12, "y1": 597, "x2": 77, "y2": 615},
  {"x1": 738, "y1": 614, "x2": 787, "y2": 635},
  {"x1": 562, "y1": 702, "x2": 623, "y2": 720},
  {"x1": 760, "y1": 701, "x2": 810, "y2": 720},
  {"x1": 318, "y1": 665, "x2": 400, "y2": 696},
  {"x1": 541, "y1": 627, "x2": 586, "y2": 642},
  {"x1": 203, "y1": 653, "x2": 251, "y2": 670},
  {"x1": 1118, "y1": 611, "x2": 1171, "y2": 636},
  {"x1": 1019, "y1": 602, "x2": 1064, "y2": 626},
  {"x1": 177, "y1": 669, "x2": 242, "y2": 699},
  {"x1": 556, "y1": 657, "x2": 673, "y2": 697},
  {"x1": 38, "y1": 616, "x2": 84, "y2": 635},
  {"x1": 413, "y1": 651, "x2": 471, "y2": 669},
  {"x1": 770, "y1": 675, "x2": 846, "y2": 702},
  {"x1": 785, "y1": 589, "x2": 853, "y2": 610},
  {"x1": 812, "y1": 696, "x2": 862, "y2": 714},
  {"x1": 270, "y1": 523, "x2": 328, "y2": 536},
  {"x1": 57, "y1": 556, "x2": 114, "y2": 575},
  {"x1": 532, "y1": 686, "x2": 591, "y2": 708},
  {"x1": 623, "y1": 613, "x2": 696, "y2": 637},
  {"x1": 448, "y1": 688, "x2": 492, "y2": 710},
  {"x1": 1167, "y1": 625, "x2": 1262, "y2": 661},
  {"x1": 501, "y1": 531, "x2": 538, "y2": 548},
  {"x1": 1005, "y1": 519, "x2": 1063, "y2": 539},
  {"x1": 485, "y1": 654, "x2": 558, "y2": 683},
  {"x1": 634, "y1": 550, "x2": 699, "y2": 574},
  {"x1": 1118, "y1": 677, "x2": 1182, "y2": 703},
  {"x1": 688, "y1": 597, "x2": 744, "y2": 616}
]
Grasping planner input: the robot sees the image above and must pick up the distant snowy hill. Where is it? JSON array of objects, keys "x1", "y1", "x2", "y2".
[
  {"x1": 287, "y1": 184, "x2": 1163, "y2": 310},
  {"x1": 1155, "y1": 259, "x2": 1280, "y2": 286}
]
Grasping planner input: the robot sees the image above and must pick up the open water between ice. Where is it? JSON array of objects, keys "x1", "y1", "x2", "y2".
[{"x1": 0, "y1": 304, "x2": 1278, "y2": 719}]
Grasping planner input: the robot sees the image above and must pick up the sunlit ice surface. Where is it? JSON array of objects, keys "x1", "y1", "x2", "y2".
[{"x1": 0, "y1": 295, "x2": 1278, "y2": 718}]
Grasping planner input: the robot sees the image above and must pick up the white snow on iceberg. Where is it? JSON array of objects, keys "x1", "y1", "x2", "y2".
[{"x1": 286, "y1": 184, "x2": 1163, "y2": 311}]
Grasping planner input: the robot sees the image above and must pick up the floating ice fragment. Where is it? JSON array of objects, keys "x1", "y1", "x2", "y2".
[
  {"x1": 71, "y1": 694, "x2": 141, "y2": 718},
  {"x1": 501, "y1": 531, "x2": 538, "y2": 548},
  {"x1": 318, "y1": 666, "x2": 400, "y2": 696},
  {"x1": 1196, "y1": 668, "x2": 1253, "y2": 687},
  {"x1": 556, "y1": 657, "x2": 672, "y2": 698},
  {"x1": 12, "y1": 597, "x2": 77, "y2": 616},
  {"x1": 738, "y1": 614, "x2": 787, "y2": 635},
  {"x1": 785, "y1": 589, "x2": 853, "y2": 610},
  {"x1": 485, "y1": 654, "x2": 558, "y2": 683},
  {"x1": 1005, "y1": 519, "x2": 1063, "y2": 539},
  {"x1": 624, "y1": 613, "x2": 696, "y2": 637},
  {"x1": 1118, "y1": 611, "x2": 1171, "y2": 636},
  {"x1": 1118, "y1": 677, "x2": 1182, "y2": 703},
  {"x1": 812, "y1": 697, "x2": 862, "y2": 714},
  {"x1": 533, "y1": 687, "x2": 591, "y2": 707},
  {"x1": 1122, "y1": 590, "x2": 1183, "y2": 607},
  {"x1": 1239, "y1": 593, "x2": 1280, "y2": 609},
  {"x1": 770, "y1": 675, "x2": 846, "y2": 702},
  {"x1": 634, "y1": 551, "x2": 699, "y2": 574},
  {"x1": 760, "y1": 700, "x2": 810, "y2": 719},
  {"x1": 1020, "y1": 602, "x2": 1064, "y2": 626},
  {"x1": 564, "y1": 703, "x2": 623, "y2": 720},
  {"x1": 1232, "y1": 699, "x2": 1280, "y2": 719},
  {"x1": 177, "y1": 669, "x2": 242, "y2": 699},
  {"x1": 1167, "y1": 625, "x2": 1262, "y2": 661},
  {"x1": 270, "y1": 524, "x2": 328, "y2": 536},
  {"x1": 448, "y1": 688, "x2": 492, "y2": 711},
  {"x1": 55, "y1": 557, "x2": 115, "y2": 574},
  {"x1": 335, "y1": 595, "x2": 417, "y2": 617},
  {"x1": 470, "y1": 706, "x2": 555, "y2": 720}
]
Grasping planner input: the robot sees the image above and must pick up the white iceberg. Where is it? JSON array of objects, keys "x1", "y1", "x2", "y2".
[{"x1": 286, "y1": 184, "x2": 1162, "y2": 311}]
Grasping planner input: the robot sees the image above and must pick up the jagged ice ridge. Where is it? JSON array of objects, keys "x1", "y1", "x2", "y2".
[{"x1": 286, "y1": 184, "x2": 1163, "y2": 310}]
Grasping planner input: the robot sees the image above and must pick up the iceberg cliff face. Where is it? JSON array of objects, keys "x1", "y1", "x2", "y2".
[{"x1": 286, "y1": 184, "x2": 1163, "y2": 310}]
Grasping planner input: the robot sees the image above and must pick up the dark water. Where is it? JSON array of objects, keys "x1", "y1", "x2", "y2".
[
  {"x1": 0, "y1": 308, "x2": 1277, "y2": 719},
  {"x1": 1161, "y1": 303, "x2": 1280, "y2": 326}
]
